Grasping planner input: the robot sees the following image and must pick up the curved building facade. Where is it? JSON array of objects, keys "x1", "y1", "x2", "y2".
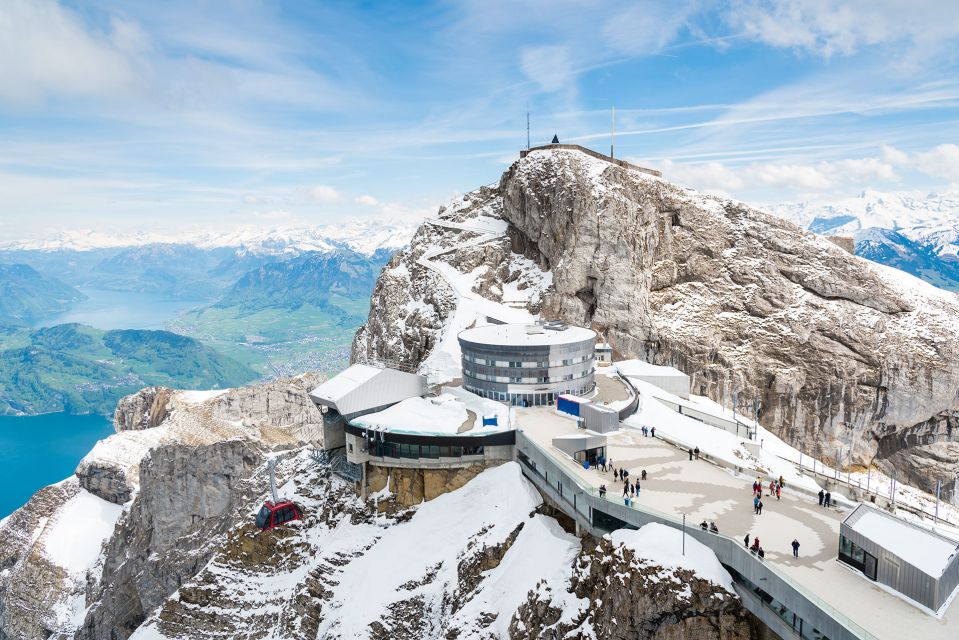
[{"x1": 458, "y1": 322, "x2": 596, "y2": 406}]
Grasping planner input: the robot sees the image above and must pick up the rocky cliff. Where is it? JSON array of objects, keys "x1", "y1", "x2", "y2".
[{"x1": 353, "y1": 147, "x2": 959, "y2": 501}]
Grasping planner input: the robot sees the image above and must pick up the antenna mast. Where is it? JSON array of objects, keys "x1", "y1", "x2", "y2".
[
  {"x1": 610, "y1": 106, "x2": 615, "y2": 159},
  {"x1": 526, "y1": 110, "x2": 531, "y2": 150}
]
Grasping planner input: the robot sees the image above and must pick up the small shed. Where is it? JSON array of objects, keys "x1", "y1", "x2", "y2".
[
  {"x1": 581, "y1": 402, "x2": 618, "y2": 433},
  {"x1": 840, "y1": 504, "x2": 959, "y2": 612},
  {"x1": 595, "y1": 343, "x2": 613, "y2": 363},
  {"x1": 616, "y1": 360, "x2": 690, "y2": 399},
  {"x1": 557, "y1": 394, "x2": 589, "y2": 417},
  {"x1": 552, "y1": 433, "x2": 607, "y2": 466}
]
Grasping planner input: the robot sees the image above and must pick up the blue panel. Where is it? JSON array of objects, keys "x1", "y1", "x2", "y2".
[{"x1": 557, "y1": 396, "x2": 580, "y2": 416}]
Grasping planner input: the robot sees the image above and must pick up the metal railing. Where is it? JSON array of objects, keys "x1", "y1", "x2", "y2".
[{"x1": 515, "y1": 431, "x2": 879, "y2": 640}]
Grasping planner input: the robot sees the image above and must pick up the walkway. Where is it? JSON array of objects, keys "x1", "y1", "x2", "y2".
[{"x1": 516, "y1": 408, "x2": 957, "y2": 640}]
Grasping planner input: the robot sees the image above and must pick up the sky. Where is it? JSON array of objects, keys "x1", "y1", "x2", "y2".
[{"x1": 1, "y1": 0, "x2": 958, "y2": 241}]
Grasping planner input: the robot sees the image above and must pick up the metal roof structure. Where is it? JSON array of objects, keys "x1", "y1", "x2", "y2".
[
  {"x1": 458, "y1": 322, "x2": 596, "y2": 348},
  {"x1": 308, "y1": 364, "x2": 427, "y2": 418}
]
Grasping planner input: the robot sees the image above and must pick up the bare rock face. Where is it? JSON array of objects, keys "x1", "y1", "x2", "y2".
[
  {"x1": 355, "y1": 147, "x2": 959, "y2": 491},
  {"x1": 366, "y1": 462, "x2": 501, "y2": 506},
  {"x1": 78, "y1": 439, "x2": 264, "y2": 639},
  {"x1": 511, "y1": 536, "x2": 758, "y2": 640},
  {"x1": 114, "y1": 386, "x2": 174, "y2": 432}
]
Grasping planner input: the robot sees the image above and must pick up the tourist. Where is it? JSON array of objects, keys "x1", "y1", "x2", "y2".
[
  {"x1": 629, "y1": 483, "x2": 635, "y2": 496},
  {"x1": 751, "y1": 537, "x2": 761, "y2": 554},
  {"x1": 623, "y1": 482, "x2": 629, "y2": 497},
  {"x1": 779, "y1": 475, "x2": 785, "y2": 488},
  {"x1": 599, "y1": 484, "x2": 607, "y2": 498},
  {"x1": 753, "y1": 495, "x2": 760, "y2": 513},
  {"x1": 758, "y1": 547, "x2": 765, "y2": 560},
  {"x1": 792, "y1": 538, "x2": 800, "y2": 558},
  {"x1": 689, "y1": 448, "x2": 694, "y2": 461},
  {"x1": 825, "y1": 491, "x2": 832, "y2": 508},
  {"x1": 641, "y1": 469, "x2": 647, "y2": 481},
  {"x1": 817, "y1": 489, "x2": 824, "y2": 506},
  {"x1": 651, "y1": 426, "x2": 656, "y2": 437},
  {"x1": 744, "y1": 533, "x2": 750, "y2": 548},
  {"x1": 710, "y1": 522, "x2": 719, "y2": 533},
  {"x1": 694, "y1": 446, "x2": 700, "y2": 459},
  {"x1": 634, "y1": 479, "x2": 641, "y2": 495},
  {"x1": 752, "y1": 480, "x2": 758, "y2": 494},
  {"x1": 776, "y1": 485, "x2": 781, "y2": 500},
  {"x1": 701, "y1": 520, "x2": 708, "y2": 531},
  {"x1": 769, "y1": 480, "x2": 776, "y2": 496},
  {"x1": 758, "y1": 499, "x2": 764, "y2": 515}
]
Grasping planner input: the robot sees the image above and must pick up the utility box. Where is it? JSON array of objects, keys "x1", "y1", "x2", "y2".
[{"x1": 582, "y1": 402, "x2": 619, "y2": 433}]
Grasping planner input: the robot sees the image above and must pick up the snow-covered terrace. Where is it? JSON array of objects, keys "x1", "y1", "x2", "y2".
[{"x1": 514, "y1": 406, "x2": 959, "y2": 638}]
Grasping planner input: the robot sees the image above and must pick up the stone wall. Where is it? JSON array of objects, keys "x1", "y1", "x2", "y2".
[{"x1": 366, "y1": 461, "x2": 504, "y2": 506}]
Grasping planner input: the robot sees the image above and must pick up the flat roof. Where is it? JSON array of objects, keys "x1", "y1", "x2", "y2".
[
  {"x1": 847, "y1": 506, "x2": 959, "y2": 576},
  {"x1": 459, "y1": 323, "x2": 596, "y2": 348},
  {"x1": 350, "y1": 388, "x2": 510, "y2": 437},
  {"x1": 311, "y1": 364, "x2": 381, "y2": 403},
  {"x1": 616, "y1": 359, "x2": 689, "y2": 379}
]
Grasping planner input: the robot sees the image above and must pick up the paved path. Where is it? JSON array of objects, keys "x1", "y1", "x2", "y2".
[{"x1": 516, "y1": 408, "x2": 958, "y2": 639}]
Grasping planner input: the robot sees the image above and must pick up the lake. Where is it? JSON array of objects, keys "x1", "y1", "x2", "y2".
[
  {"x1": 0, "y1": 413, "x2": 114, "y2": 517},
  {"x1": 37, "y1": 287, "x2": 212, "y2": 330}
]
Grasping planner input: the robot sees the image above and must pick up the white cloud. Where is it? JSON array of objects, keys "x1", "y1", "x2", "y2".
[
  {"x1": 308, "y1": 185, "x2": 341, "y2": 203},
  {"x1": 916, "y1": 144, "x2": 959, "y2": 183},
  {"x1": 355, "y1": 194, "x2": 379, "y2": 206},
  {"x1": 880, "y1": 144, "x2": 910, "y2": 166},
  {"x1": 520, "y1": 45, "x2": 574, "y2": 92},
  {"x1": 0, "y1": 0, "x2": 144, "y2": 105},
  {"x1": 725, "y1": 0, "x2": 959, "y2": 59},
  {"x1": 252, "y1": 210, "x2": 292, "y2": 220}
]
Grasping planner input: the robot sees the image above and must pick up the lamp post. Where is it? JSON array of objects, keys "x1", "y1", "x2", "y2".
[{"x1": 682, "y1": 513, "x2": 686, "y2": 556}]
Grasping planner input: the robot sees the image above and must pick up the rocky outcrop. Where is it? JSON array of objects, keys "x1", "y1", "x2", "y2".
[
  {"x1": 366, "y1": 461, "x2": 502, "y2": 506},
  {"x1": 512, "y1": 536, "x2": 758, "y2": 640},
  {"x1": 354, "y1": 147, "x2": 959, "y2": 488},
  {"x1": 114, "y1": 386, "x2": 174, "y2": 432}
]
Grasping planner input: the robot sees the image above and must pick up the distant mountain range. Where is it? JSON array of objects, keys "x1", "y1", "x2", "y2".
[
  {"x1": 0, "y1": 219, "x2": 418, "y2": 256},
  {"x1": 0, "y1": 264, "x2": 85, "y2": 326},
  {"x1": 763, "y1": 189, "x2": 959, "y2": 291}
]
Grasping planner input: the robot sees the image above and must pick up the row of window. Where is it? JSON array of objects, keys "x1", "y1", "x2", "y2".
[
  {"x1": 468, "y1": 387, "x2": 593, "y2": 406},
  {"x1": 370, "y1": 442, "x2": 485, "y2": 459},
  {"x1": 462, "y1": 354, "x2": 591, "y2": 368},
  {"x1": 464, "y1": 369, "x2": 591, "y2": 384}
]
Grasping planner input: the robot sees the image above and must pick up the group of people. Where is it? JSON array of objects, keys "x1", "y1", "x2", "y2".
[
  {"x1": 688, "y1": 446, "x2": 700, "y2": 460},
  {"x1": 744, "y1": 534, "x2": 801, "y2": 560},
  {"x1": 817, "y1": 489, "x2": 833, "y2": 507},
  {"x1": 639, "y1": 425, "x2": 656, "y2": 437},
  {"x1": 751, "y1": 475, "x2": 788, "y2": 514},
  {"x1": 595, "y1": 458, "x2": 649, "y2": 505},
  {"x1": 699, "y1": 520, "x2": 720, "y2": 533}
]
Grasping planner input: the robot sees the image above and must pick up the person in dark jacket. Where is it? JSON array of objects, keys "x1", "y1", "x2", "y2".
[
  {"x1": 818, "y1": 489, "x2": 824, "y2": 506},
  {"x1": 599, "y1": 484, "x2": 607, "y2": 498},
  {"x1": 641, "y1": 469, "x2": 647, "y2": 481},
  {"x1": 825, "y1": 491, "x2": 832, "y2": 507},
  {"x1": 650, "y1": 426, "x2": 656, "y2": 437},
  {"x1": 792, "y1": 538, "x2": 800, "y2": 557},
  {"x1": 623, "y1": 482, "x2": 629, "y2": 497},
  {"x1": 758, "y1": 547, "x2": 765, "y2": 559},
  {"x1": 710, "y1": 522, "x2": 719, "y2": 533},
  {"x1": 744, "y1": 533, "x2": 750, "y2": 548},
  {"x1": 689, "y1": 448, "x2": 694, "y2": 461},
  {"x1": 694, "y1": 446, "x2": 700, "y2": 459}
]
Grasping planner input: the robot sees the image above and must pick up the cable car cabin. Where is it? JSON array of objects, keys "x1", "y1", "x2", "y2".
[{"x1": 255, "y1": 500, "x2": 302, "y2": 531}]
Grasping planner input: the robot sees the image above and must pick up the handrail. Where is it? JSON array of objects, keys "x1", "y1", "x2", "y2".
[
  {"x1": 614, "y1": 369, "x2": 641, "y2": 421},
  {"x1": 515, "y1": 430, "x2": 879, "y2": 640}
]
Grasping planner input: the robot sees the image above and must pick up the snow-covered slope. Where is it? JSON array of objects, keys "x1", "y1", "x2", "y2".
[{"x1": 0, "y1": 218, "x2": 418, "y2": 257}]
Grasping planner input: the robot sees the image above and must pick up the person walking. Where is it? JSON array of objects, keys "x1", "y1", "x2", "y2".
[
  {"x1": 769, "y1": 480, "x2": 776, "y2": 496},
  {"x1": 818, "y1": 489, "x2": 824, "y2": 506},
  {"x1": 753, "y1": 495, "x2": 760, "y2": 514},
  {"x1": 599, "y1": 484, "x2": 607, "y2": 498},
  {"x1": 623, "y1": 482, "x2": 629, "y2": 497},
  {"x1": 694, "y1": 446, "x2": 700, "y2": 459},
  {"x1": 641, "y1": 469, "x2": 647, "y2": 481},
  {"x1": 629, "y1": 483, "x2": 635, "y2": 496},
  {"x1": 776, "y1": 484, "x2": 781, "y2": 500},
  {"x1": 744, "y1": 533, "x2": 750, "y2": 548},
  {"x1": 634, "y1": 479, "x2": 641, "y2": 495},
  {"x1": 779, "y1": 475, "x2": 785, "y2": 488},
  {"x1": 758, "y1": 499, "x2": 764, "y2": 514},
  {"x1": 689, "y1": 448, "x2": 694, "y2": 461},
  {"x1": 792, "y1": 538, "x2": 800, "y2": 558},
  {"x1": 825, "y1": 491, "x2": 832, "y2": 508},
  {"x1": 650, "y1": 426, "x2": 656, "y2": 437}
]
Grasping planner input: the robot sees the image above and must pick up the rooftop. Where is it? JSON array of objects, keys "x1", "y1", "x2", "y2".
[
  {"x1": 350, "y1": 387, "x2": 512, "y2": 437},
  {"x1": 458, "y1": 323, "x2": 596, "y2": 348},
  {"x1": 846, "y1": 504, "x2": 959, "y2": 577},
  {"x1": 616, "y1": 359, "x2": 689, "y2": 379},
  {"x1": 309, "y1": 364, "x2": 426, "y2": 417}
]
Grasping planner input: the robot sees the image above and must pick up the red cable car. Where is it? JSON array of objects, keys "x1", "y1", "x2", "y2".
[
  {"x1": 255, "y1": 500, "x2": 303, "y2": 531},
  {"x1": 255, "y1": 457, "x2": 304, "y2": 531}
]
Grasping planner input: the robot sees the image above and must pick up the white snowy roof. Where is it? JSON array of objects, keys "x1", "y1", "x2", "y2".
[
  {"x1": 847, "y1": 506, "x2": 959, "y2": 576},
  {"x1": 350, "y1": 388, "x2": 511, "y2": 436},
  {"x1": 616, "y1": 360, "x2": 688, "y2": 378},
  {"x1": 309, "y1": 364, "x2": 426, "y2": 417},
  {"x1": 458, "y1": 323, "x2": 595, "y2": 348}
]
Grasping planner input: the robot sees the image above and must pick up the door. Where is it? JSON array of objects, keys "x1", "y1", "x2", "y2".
[{"x1": 863, "y1": 552, "x2": 878, "y2": 581}]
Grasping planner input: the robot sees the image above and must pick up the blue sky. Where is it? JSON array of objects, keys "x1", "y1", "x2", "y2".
[{"x1": 1, "y1": 0, "x2": 958, "y2": 240}]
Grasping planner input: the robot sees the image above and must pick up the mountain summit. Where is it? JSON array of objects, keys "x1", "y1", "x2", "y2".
[{"x1": 355, "y1": 146, "x2": 959, "y2": 499}]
